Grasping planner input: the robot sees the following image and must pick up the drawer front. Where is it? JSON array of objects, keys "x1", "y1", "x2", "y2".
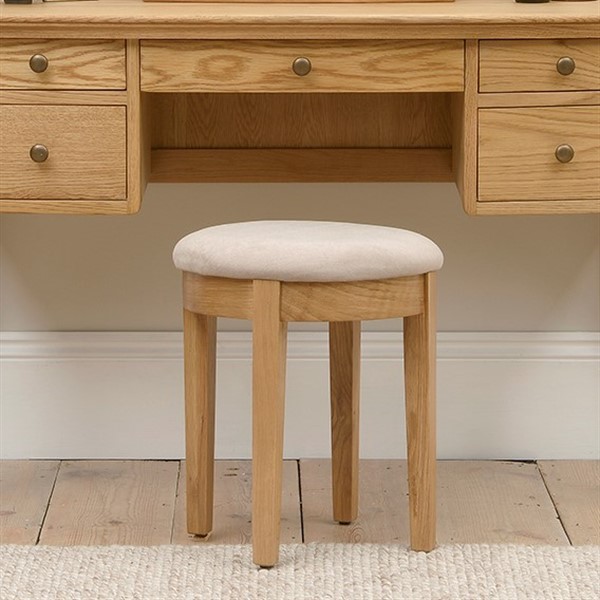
[
  {"x1": 479, "y1": 40, "x2": 600, "y2": 93},
  {"x1": 478, "y1": 106, "x2": 600, "y2": 202},
  {"x1": 0, "y1": 105, "x2": 127, "y2": 201},
  {"x1": 141, "y1": 40, "x2": 464, "y2": 93},
  {"x1": 0, "y1": 40, "x2": 126, "y2": 90}
]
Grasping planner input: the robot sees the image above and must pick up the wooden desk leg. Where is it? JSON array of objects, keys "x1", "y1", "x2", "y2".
[
  {"x1": 252, "y1": 280, "x2": 288, "y2": 568},
  {"x1": 403, "y1": 272, "x2": 437, "y2": 552},
  {"x1": 183, "y1": 309, "x2": 217, "y2": 537},
  {"x1": 329, "y1": 320, "x2": 360, "y2": 524}
]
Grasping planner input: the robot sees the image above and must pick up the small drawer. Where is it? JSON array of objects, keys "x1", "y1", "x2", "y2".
[
  {"x1": 0, "y1": 40, "x2": 126, "y2": 90},
  {"x1": 478, "y1": 106, "x2": 599, "y2": 202},
  {"x1": 0, "y1": 105, "x2": 127, "y2": 201},
  {"x1": 479, "y1": 40, "x2": 600, "y2": 93},
  {"x1": 141, "y1": 40, "x2": 464, "y2": 93}
]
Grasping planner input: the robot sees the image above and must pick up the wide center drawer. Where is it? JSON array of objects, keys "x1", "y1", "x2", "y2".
[
  {"x1": 141, "y1": 40, "x2": 464, "y2": 93},
  {"x1": 478, "y1": 106, "x2": 600, "y2": 202},
  {"x1": 0, "y1": 105, "x2": 127, "y2": 201},
  {"x1": 0, "y1": 40, "x2": 126, "y2": 90},
  {"x1": 479, "y1": 39, "x2": 600, "y2": 93}
]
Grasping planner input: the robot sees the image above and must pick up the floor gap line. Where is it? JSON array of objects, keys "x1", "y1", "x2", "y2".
[
  {"x1": 35, "y1": 460, "x2": 62, "y2": 546},
  {"x1": 536, "y1": 461, "x2": 573, "y2": 546},
  {"x1": 297, "y1": 460, "x2": 305, "y2": 543}
]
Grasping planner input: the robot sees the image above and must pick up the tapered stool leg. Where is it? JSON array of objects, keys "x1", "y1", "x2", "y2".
[
  {"x1": 183, "y1": 309, "x2": 217, "y2": 537},
  {"x1": 252, "y1": 280, "x2": 288, "y2": 567},
  {"x1": 403, "y1": 272, "x2": 437, "y2": 552},
  {"x1": 329, "y1": 320, "x2": 360, "y2": 524}
]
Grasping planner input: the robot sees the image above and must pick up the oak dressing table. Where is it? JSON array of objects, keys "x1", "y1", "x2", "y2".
[{"x1": 0, "y1": 0, "x2": 598, "y2": 215}]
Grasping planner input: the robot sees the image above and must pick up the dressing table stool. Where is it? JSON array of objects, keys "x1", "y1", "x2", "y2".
[{"x1": 173, "y1": 220, "x2": 444, "y2": 567}]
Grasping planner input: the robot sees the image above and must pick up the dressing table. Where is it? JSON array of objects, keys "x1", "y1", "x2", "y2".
[{"x1": 0, "y1": 0, "x2": 598, "y2": 215}]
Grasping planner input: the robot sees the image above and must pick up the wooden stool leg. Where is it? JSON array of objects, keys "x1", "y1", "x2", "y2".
[
  {"x1": 252, "y1": 280, "x2": 288, "y2": 567},
  {"x1": 329, "y1": 320, "x2": 360, "y2": 524},
  {"x1": 403, "y1": 272, "x2": 437, "y2": 552},
  {"x1": 183, "y1": 309, "x2": 217, "y2": 537}
]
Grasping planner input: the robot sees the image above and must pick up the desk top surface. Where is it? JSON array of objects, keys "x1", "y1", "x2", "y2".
[{"x1": 1, "y1": 0, "x2": 599, "y2": 38}]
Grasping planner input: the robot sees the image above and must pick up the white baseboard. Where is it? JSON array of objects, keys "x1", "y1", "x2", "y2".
[{"x1": 1, "y1": 331, "x2": 598, "y2": 460}]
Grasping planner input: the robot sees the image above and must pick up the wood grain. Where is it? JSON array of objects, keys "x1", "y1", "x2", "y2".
[
  {"x1": 151, "y1": 149, "x2": 453, "y2": 184},
  {"x1": 539, "y1": 460, "x2": 600, "y2": 545},
  {"x1": 452, "y1": 39, "x2": 478, "y2": 215},
  {"x1": 329, "y1": 321, "x2": 360, "y2": 524},
  {"x1": 0, "y1": 460, "x2": 59, "y2": 544},
  {"x1": 183, "y1": 273, "x2": 254, "y2": 320},
  {"x1": 0, "y1": 199, "x2": 131, "y2": 214},
  {"x1": 301, "y1": 459, "x2": 410, "y2": 544},
  {"x1": 477, "y1": 90, "x2": 600, "y2": 109},
  {"x1": 302, "y1": 460, "x2": 571, "y2": 545},
  {"x1": 172, "y1": 461, "x2": 302, "y2": 545},
  {"x1": 480, "y1": 39, "x2": 600, "y2": 93},
  {"x1": 183, "y1": 310, "x2": 217, "y2": 537},
  {"x1": 142, "y1": 40, "x2": 464, "y2": 93},
  {"x1": 0, "y1": 39, "x2": 126, "y2": 90},
  {"x1": 0, "y1": 104, "x2": 127, "y2": 201},
  {"x1": 0, "y1": 89, "x2": 127, "y2": 105},
  {"x1": 438, "y1": 461, "x2": 569, "y2": 545},
  {"x1": 1, "y1": 1, "x2": 598, "y2": 40},
  {"x1": 478, "y1": 105, "x2": 600, "y2": 202},
  {"x1": 150, "y1": 92, "x2": 452, "y2": 150},
  {"x1": 280, "y1": 277, "x2": 424, "y2": 322},
  {"x1": 40, "y1": 461, "x2": 178, "y2": 545},
  {"x1": 252, "y1": 280, "x2": 288, "y2": 567},
  {"x1": 403, "y1": 272, "x2": 436, "y2": 551}
]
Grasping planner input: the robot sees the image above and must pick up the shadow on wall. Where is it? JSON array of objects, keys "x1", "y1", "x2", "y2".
[{"x1": 0, "y1": 182, "x2": 598, "y2": 332}]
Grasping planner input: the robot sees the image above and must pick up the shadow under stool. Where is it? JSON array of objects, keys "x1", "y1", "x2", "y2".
[{"x1": 173, "y1": 220, "x2": 444, "y2": 567}]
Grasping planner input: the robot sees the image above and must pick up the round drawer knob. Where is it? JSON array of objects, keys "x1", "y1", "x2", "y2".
[
  {"x1": 292, "y1": 57, "x2": 312, "y2": 77},
  {"x1": 29, "y1": 54, "x2": 49, "y2": 74},
  {"x1": 555, "y1": 144, "x2": 574, "y2": 163},
  {"x1": 30, "y1": 144, "x2": 49, "y2": 163},
  {"x1": 556, "y1": 56, "x2": 575, "y2": 76}
]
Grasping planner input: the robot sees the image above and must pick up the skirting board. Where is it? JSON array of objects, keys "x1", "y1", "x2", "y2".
[{"x1": 0, "y1": 331, "x2": 598, "y2": 460}]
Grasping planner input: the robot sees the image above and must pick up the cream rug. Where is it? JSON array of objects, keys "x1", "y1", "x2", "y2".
[{"x1": 1, "y1": 543, "x2": 598, "y2": 600}]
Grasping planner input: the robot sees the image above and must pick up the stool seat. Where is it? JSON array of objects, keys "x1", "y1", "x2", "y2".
[{"x1": 173, "y1": 220, "x2": 443, "y2": 282}]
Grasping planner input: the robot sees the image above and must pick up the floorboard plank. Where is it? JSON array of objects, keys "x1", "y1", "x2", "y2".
[
  {"x1": 301, "y1": 460, "x2": 569, "y2": 545},
  {"x1": 39, "y1": 461, "x2": 179, "y2": 545},
  {"x1": 438, "y1": 461, "x2": 568, "y2": 545},
  {"x1": 539, "y1": 460, "x2": 599, "y2": 545},
  {"x1": 301, "y1": 460, "x2": 410, "y2": 543},
  {"x1": 0, "y1": 460, "x2": 59, "y2": 544},
  {"x1": 171, "y1": 460, "x2": 302, "y2": 545}
]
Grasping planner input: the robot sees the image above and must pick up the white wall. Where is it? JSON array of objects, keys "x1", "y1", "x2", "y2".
[{"x1": 1, "y1": 182, "x2": 599, "y2": 458}]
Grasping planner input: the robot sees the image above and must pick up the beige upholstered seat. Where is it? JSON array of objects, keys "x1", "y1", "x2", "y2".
[
  {"x1": 173, "y1": 220, "x2": 443, "y2": 282},
  {"x1": 174, "y1": 220, "x2": 443, "y2": 568}
]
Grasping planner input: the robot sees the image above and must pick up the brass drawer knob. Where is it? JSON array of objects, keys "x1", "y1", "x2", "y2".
[
  {"x1": 30, "y1": 144, "x2": 49, "y2": 163},
  {"x1": 556, "y1": 56, "x2": 575, "y2": 76},
  {"x1": 29, "y1": 54, "x2": 49, "y2": 73},
  {"x1": 292, "y1": 57, "x2": 312, "y2": 77},
  {"x1": 555, "y1": 144, "x2": 574, "y2": 163}
]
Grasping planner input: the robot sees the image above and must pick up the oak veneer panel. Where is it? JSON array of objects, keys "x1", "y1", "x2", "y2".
[
  {"x1": 480, "y1": 39, "x2": 600, "y2": 93},
  {"x1": 172, "y1": 461, "x2": 302, "y2": 544},
  {"x1": 478, "y1": 105, "x2": 600, "y2": 202},
  {"x1": 0, "y1": 105, "x2": 127, "y2": 201},
  {"x1": 150, "y1": 92, "x2": 452, "y2": 149},
  {"x1": 141, "y1": 40, "x2": 464, "y2": 93},
  {"x1": 40, "y1": 461, "x2": 178, "y2": 545},
  {"x1": 302, "y1": 460, "x2": 569, "y2": 545},
  {"x1": 0, "y1": 461, "x2": 59, "y2": 544},
  {"x1": 0, "y1": 39, "x2": 126, "y2": 90},
  {"x1": 539, "y1": 460, "x2": 600, "y2": 545}
]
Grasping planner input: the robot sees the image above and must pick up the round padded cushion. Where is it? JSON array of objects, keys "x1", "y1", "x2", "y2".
[{"x1": 173, "y1": 221, "x2": 443, "y2": 282}]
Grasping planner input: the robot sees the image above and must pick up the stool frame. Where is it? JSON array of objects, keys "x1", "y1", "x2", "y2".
[{"x1": 181, "y1": 271, "x2": 437, "y2": 567}]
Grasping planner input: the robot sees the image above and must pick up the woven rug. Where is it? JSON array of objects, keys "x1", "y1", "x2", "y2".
[{"x1": 1, "y1": 543, "x2": 598, "y2": 600}]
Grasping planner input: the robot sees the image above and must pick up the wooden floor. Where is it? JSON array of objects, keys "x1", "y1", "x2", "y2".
[{"x1": 0, "y1": 460, "x2": 597, "y2": 547}]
